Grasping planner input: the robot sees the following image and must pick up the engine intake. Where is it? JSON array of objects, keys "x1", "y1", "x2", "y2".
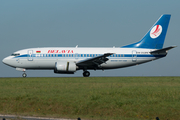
[{"x1": 54, "y1": 61, "x2": 76, "y2": 74}]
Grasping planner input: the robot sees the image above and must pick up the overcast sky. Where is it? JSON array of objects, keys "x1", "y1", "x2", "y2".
[{"x1": 0, "y1": 0, "x2": 179, "y2": 77}]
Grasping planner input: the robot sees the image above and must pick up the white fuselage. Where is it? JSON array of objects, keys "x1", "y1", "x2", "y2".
[{"x1": 2, "y1": 47, "x2": 166, "y2": 70}]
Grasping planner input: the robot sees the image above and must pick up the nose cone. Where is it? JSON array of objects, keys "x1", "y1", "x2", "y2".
[
  {"x1": 2, "y1": 58, "x2": 7, "y2": 64},
  {"x1": 2, "y1": 56, "x2": 14, "y2": 67}
]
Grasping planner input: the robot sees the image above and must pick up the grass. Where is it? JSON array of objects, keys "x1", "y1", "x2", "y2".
[{"x1": 0, "y1": 77, "x2": 180, "y2": 120}]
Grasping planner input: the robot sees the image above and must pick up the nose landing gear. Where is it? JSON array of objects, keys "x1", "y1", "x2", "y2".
[
  {"x1": 22, "y1": 72, "x2": 27, "y2": 78},
  {"x1": 16, "y1": 68, "x2": 27, "y2": 78}
]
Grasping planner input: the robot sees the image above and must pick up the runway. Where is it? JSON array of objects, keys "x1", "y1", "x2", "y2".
[{"x1": 0, "y1": 114, "x2": 79, "y2": 120}]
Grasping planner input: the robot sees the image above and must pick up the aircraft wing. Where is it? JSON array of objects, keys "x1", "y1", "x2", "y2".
[{"x1": 76, "y1": 53, "x2": 113, "y2": 67}]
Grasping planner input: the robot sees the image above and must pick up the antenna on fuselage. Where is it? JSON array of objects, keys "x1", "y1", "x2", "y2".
[{"x1": 76, "y1": 45, "x2": 78, "y2": 48}]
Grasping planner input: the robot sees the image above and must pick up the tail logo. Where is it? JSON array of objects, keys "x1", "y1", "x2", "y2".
[{"x1": 150, "y1": 25, "x2": 162, "y2": 38}]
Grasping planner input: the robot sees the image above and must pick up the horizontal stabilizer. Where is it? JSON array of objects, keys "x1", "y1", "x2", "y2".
[{"x1": 150, "y1": 46, "x2": 177, "y2": 54}]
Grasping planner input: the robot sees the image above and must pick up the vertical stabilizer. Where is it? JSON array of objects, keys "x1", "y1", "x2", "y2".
[{"x1": 121, "y1": 14, "x2": 171, "y2": 49}]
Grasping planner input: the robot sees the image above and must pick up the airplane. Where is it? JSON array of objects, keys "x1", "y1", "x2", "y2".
[{"x1": 2, "y1": 14, "x2": 176, "y2": 77}]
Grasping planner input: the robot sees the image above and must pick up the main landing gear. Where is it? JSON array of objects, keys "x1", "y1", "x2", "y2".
[
  {"x1": 22, "y1": 72, "x2": 27, "y2": 78},
  {"x1": 83, "y1": 71, "x2": 90, "y2": 77}
]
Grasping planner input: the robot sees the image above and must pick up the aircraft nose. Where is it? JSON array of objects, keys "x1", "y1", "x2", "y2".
[
  {"x1": 2, "y1": 57, "x2": 8, "y2": 65},
  {"x1": 2, "y1": 56, "x2": 16, "y2": 67},
  {"x1": 2, "y1": 57, "x2": 11, "y2": 65}
]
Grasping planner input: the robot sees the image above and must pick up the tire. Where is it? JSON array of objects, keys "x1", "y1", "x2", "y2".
[
  {"x1": 22, "y1": 73, "x2": 27, "y2": 78},
  {"x1": 83, "y1": 71, "x2": 90, "y2": 77}
]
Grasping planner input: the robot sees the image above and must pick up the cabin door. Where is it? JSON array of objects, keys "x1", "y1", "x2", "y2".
[
  {"x1": 28, "y1": 50, "x2": 33, "y2": 61},
  {"x1": 132, "y1": 50, "x2": 137, "y2": 62}
]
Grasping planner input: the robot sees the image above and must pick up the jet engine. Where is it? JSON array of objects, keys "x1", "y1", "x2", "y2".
[{"x1": 54, "y1": 61, "x2": 76, "y2": 74}]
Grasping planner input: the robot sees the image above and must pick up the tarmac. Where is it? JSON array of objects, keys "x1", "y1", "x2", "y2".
[{"x1": 0, "y1": 114, "x2": 81, "y2": 120}]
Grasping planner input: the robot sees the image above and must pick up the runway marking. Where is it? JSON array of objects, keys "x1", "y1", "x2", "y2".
[{"x1": 0, "y1": 114, "x2": 78, "y2": 120}]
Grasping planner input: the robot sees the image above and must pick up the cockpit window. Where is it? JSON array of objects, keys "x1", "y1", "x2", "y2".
[{"x1": 11, "y1": 53, "x2": 20, "y2": 56}]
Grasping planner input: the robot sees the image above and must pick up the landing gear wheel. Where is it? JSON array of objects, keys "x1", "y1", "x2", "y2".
[
  {"x1": 22, "y1": 73, "x2": 27, "y2": 78},
  {"x1": 83, "y1": 71, "x2": 90, "y2": 77}
]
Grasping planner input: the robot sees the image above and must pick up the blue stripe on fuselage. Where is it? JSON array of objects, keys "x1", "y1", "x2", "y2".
[{"x1": 14, "y1": 54, "x2": 166, "y2": 59}]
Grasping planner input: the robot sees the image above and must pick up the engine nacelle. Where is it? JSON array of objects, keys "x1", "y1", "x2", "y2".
[{"x1": 54, "y1": 61, "x2": 76, "y2": 74}]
